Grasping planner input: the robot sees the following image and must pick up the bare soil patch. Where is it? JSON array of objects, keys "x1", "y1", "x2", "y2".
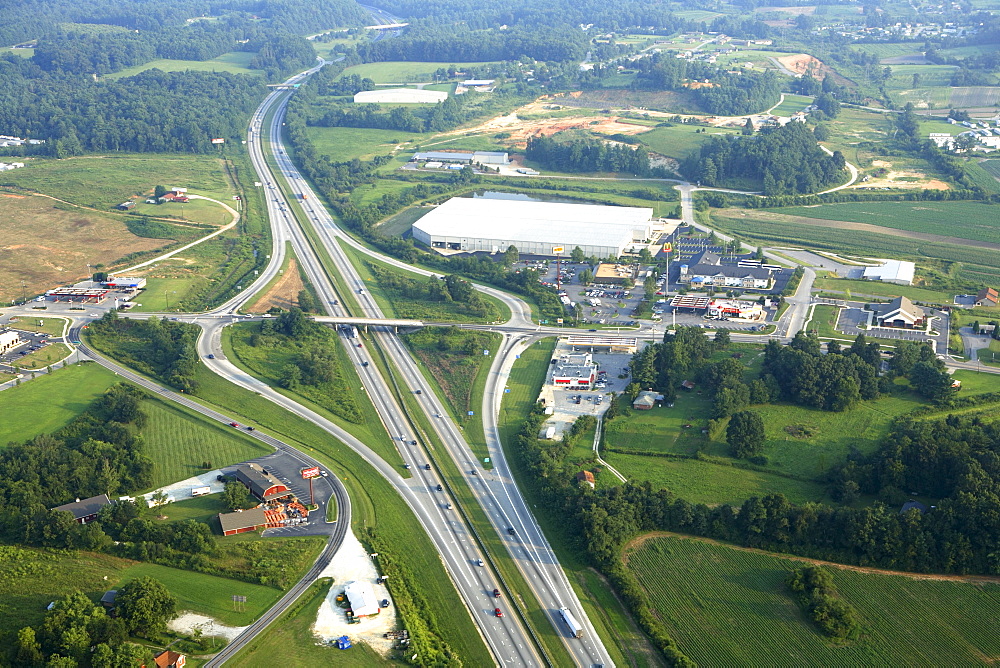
[
  {"x1": 776, "y1": 54, "x2": 853, "y2": 87},
  {"x1": 756, "y1": 5, "x2": 817, "y2": 14},
  {"x1": 856, "y1": 160, "x2": 949, "y2": 190},
  {"x1": 0, "y1": 192, "x2": 167, "y2": 303},
  {"x1": 623, "y1": 531, "x2": 1000, "y2": 584},
  {"x1": 248, "y1": 257, "x2": 306, "y2": 312},
  {"x1": 449, "y1": 99, "x2": 654, "y2": 148},
  {"x1": 554, "y1": 89, "x2": 699, "y2": 113}
]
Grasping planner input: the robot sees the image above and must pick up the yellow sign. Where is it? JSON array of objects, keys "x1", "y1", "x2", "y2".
[
  {"x1": 552, "y1": 246, "x2": 564, "y2": 254},
  {"x1": 556, "y1": 318, "x2": 564, "y2": 324},
  {"x1": 663, "y1": 242, "x2": 673, "y2": 253}
]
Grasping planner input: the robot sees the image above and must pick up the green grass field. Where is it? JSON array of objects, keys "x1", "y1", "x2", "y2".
[
  {"x1": 627, "y1": 534, "x2": 1000, "y2": 666},
  {"x1": 812, "y1": 278, "x2": 951, "y2": 303},
  {"x1": 377, "y1": 205, "x2": 431, "y2": 237},
  {"x1": 2, "y1": 154, "x2": 236, "y2": 210},
  {"x1": 106, "y1": 52, "x2": 262, "y2": 79},
  {"x1": 763, "y1": 201, "x2": 1000, "y2": 245},
  {"x1": 141, "y1": 398, "x2": 271, "y2": 490},
  {"x1": 0, "y1": 47, "x2": 33, "y2": 57},
  {"x1": 306, "y1": 126, "x2": 425, "y2": 163},
  {"x1": 338, "y1": 61, "x2": 498, "y2": 83},
  {"x1": 115, "y1": 561, "x2": 285, "y2": 625},
  {"x1": 0, "y1": 538, "x2": 323, "y2": 648},
  {"x1": 14, "y1": 343, "x2": 72, "y2": 370},
  {"x1": 6, "y1": 316, "x2": 69, "y2": 336},
  {"x1": 711, "y1": 208, "x2": 1000, "y2": 284},
  {"x1": 230, "y1": 579, "x2": 388, "y2": 665},
  {"x1": 0, "y1": 362, "x2": 120, "y2": 446},
  {"x1": 769, "y1": 93, "x2": 814, "y2": 116},
  {"x1": 638, "y1": 124, "x2": 738, "y2": 160}
]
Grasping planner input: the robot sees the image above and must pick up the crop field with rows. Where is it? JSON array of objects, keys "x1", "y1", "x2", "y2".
[{"x1": 627, "y1": 534, "x2": 1000, "y2": 666}]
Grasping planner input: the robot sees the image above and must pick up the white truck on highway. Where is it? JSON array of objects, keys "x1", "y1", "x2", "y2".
[{"x1": 559, "y1": 607, "x2": 583, "y2": 638}]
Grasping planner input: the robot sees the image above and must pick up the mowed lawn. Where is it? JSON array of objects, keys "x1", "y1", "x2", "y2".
[
  {"x1": 638, "y1": 124, "x2": 738, "y2": 160},
  {"x1": 142, "y1": 398, "x2": 272, "y2": 490},
  {"x1": 627, "y1": 535, "x2": 1000, "y2": 666},
  {"x1": 0, "y1": 363, "x2": 120, "y2": 446},
  {"x1": 115, "y1": 562, "x2": 281, "y2": 626},
  {"x1": 813, "y1": 277, "x2": 951, "y2": 303}
]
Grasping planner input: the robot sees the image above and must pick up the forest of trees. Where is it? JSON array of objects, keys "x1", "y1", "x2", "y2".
[
  {"x1": 525, "y1": 134, "x2": 654, "y2": 176},
  {"x1": 633, "y1": 54, "x2": 781, "y2": 115},
  {"x1": 88, "y1": 313, "x2": 200, "y2": 392},
  {"x1": 682, "y1": 122, "x2": 846, "y2": 195},
  {"x1": 0, "y1": 0, "x2": 369, "y2": 154}
]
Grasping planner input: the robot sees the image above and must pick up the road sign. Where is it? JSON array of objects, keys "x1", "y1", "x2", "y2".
[
  {"x1": 504, "y1": 388, "x2": 510, "y2": 393},
  {"x1": 467, "y1": 411, "x2": 475, "y2": 416},
  {"x1": 301, "y1": 466, "x2": 320, "y2": 479},
  {"x1": 484, "y1": 458, "x2": 490, "y2": 463}
]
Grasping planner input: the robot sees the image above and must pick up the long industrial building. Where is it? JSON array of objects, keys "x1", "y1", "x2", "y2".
[{"x1": 412, "y1": 197, "x2": 654, "y2": 258}]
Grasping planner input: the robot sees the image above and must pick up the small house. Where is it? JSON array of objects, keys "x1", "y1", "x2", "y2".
[
  {"x1": 680, "y1": 380, "x2": 696, "y2": 390},
  {"x1": 899, "y1": 500, "x2": 927, "y2": 515},
  {"x1": 154, "y1": 650, "x2": 187, "y2": 668},
  {"x1": 632, "y1": 391, "x2": 663, "y2": 410},
  {"x1": 975, "y1": 287, "x2": 999, "y2": 308},
  {"x1": 100, "y1": 590, "x2": 117, "y2": 610},
  {"x1": 51, "y1": 494, "x2": 112, "y2": 524},
  {"x1": 576, "y1": 470, "x2": 595, "y2": 488}
]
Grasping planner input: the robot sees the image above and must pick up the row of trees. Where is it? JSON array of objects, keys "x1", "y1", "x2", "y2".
[
  {"x1": 682, "y1": 122, "x2": 846, "y2": 195},
  {"x1": 525, "y1": 134, "x2": 654, "y2": 176}
]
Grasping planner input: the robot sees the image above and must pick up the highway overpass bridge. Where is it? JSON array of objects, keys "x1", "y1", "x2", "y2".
[{"x1": 313, "y1": 316, "x2": 423, "y2": 331}]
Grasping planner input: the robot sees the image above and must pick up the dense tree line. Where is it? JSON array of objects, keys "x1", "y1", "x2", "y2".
[
  {"x1": 682, "y1": 122, "x2": 846, "y2": 195},
  {"x1": 0, "y1": 57, "x2": 264, "y2": 154},
  {"x1": 89, "y1": 312, "x2": 200, "y2": 392},
  {"x1": 634, "y1": 53, "x2": 781, "y2": 115},
  {"x1": 374, "y1": 0, "x2": 684, "y2": 32},
  {"x1": 761, "y1": 333, "x2": 880, "y2": 411},
  {"x1": 525, "y1": 134, "x2": 654, "y2": 176}
]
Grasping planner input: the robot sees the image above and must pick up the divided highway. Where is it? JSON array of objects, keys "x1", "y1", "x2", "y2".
[{"x1": 250, "y1": 69, "x2": 614, "y2": 666}]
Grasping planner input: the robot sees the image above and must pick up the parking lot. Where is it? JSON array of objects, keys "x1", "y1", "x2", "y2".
[
  {"x1": 536, "y1": 340, "x2": 633, "y2": 439},
  {"x1": 819, "y1": 303, "x2": 948, "y2": 352},
  {"x1": 0, "y1": 329, "x2": 53, "y2": 372},
  {"x1": 525, "y1": 260, "x2": 654, "y2": 327}
]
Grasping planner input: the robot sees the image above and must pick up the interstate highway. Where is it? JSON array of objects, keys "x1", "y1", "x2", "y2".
[{"x1": 256, "y1": 76, "x2": 614, "y2": 666}]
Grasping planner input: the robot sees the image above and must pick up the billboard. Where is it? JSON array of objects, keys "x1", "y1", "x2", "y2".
[
  {"x1": 552, "y1": 246, "x2": 564, "y2": 254},
  {"x1": 662, "y1": 242, "x2": 672, "y2": 253},
  {"x1": 211, "y1": 138, "x2": 226, "y2": 144},
  {"x1": 301, "y1": 466, "x2": 321, "y2": 479}
]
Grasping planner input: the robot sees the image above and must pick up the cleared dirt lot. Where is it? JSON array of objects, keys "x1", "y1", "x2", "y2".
[
  {"x1": 0, "y1": 193, "x2": 168, "y2": 303},
  {"x1": 248, "y1": 258, "x2": 307, "y2": 312}
]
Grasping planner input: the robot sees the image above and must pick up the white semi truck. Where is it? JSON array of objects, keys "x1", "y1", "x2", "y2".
[{"x1": 559, "y1": 607, "x2": 583, "y2": 638}]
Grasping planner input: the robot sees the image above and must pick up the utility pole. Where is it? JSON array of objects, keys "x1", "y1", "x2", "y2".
[{"x1": 21, "y1": 281, "x2": 26, "y2": 304}]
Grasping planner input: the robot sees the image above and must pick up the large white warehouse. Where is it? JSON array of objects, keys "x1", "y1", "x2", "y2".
[
  {"x1": 412, "y1": 197, "x2": 654, "y2": 258},
  {"x1": 354, "y1": 88, "x2": 447, "y2": 104}
]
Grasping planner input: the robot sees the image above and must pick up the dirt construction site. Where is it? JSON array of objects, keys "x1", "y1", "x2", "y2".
[{"x1": 440, "y1": 97, "x2": 655, "y2": 148}]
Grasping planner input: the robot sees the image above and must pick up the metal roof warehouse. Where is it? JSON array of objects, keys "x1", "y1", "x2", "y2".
[{"x1": 412, "y1": 197, "x2": 654, "y2": 258}]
